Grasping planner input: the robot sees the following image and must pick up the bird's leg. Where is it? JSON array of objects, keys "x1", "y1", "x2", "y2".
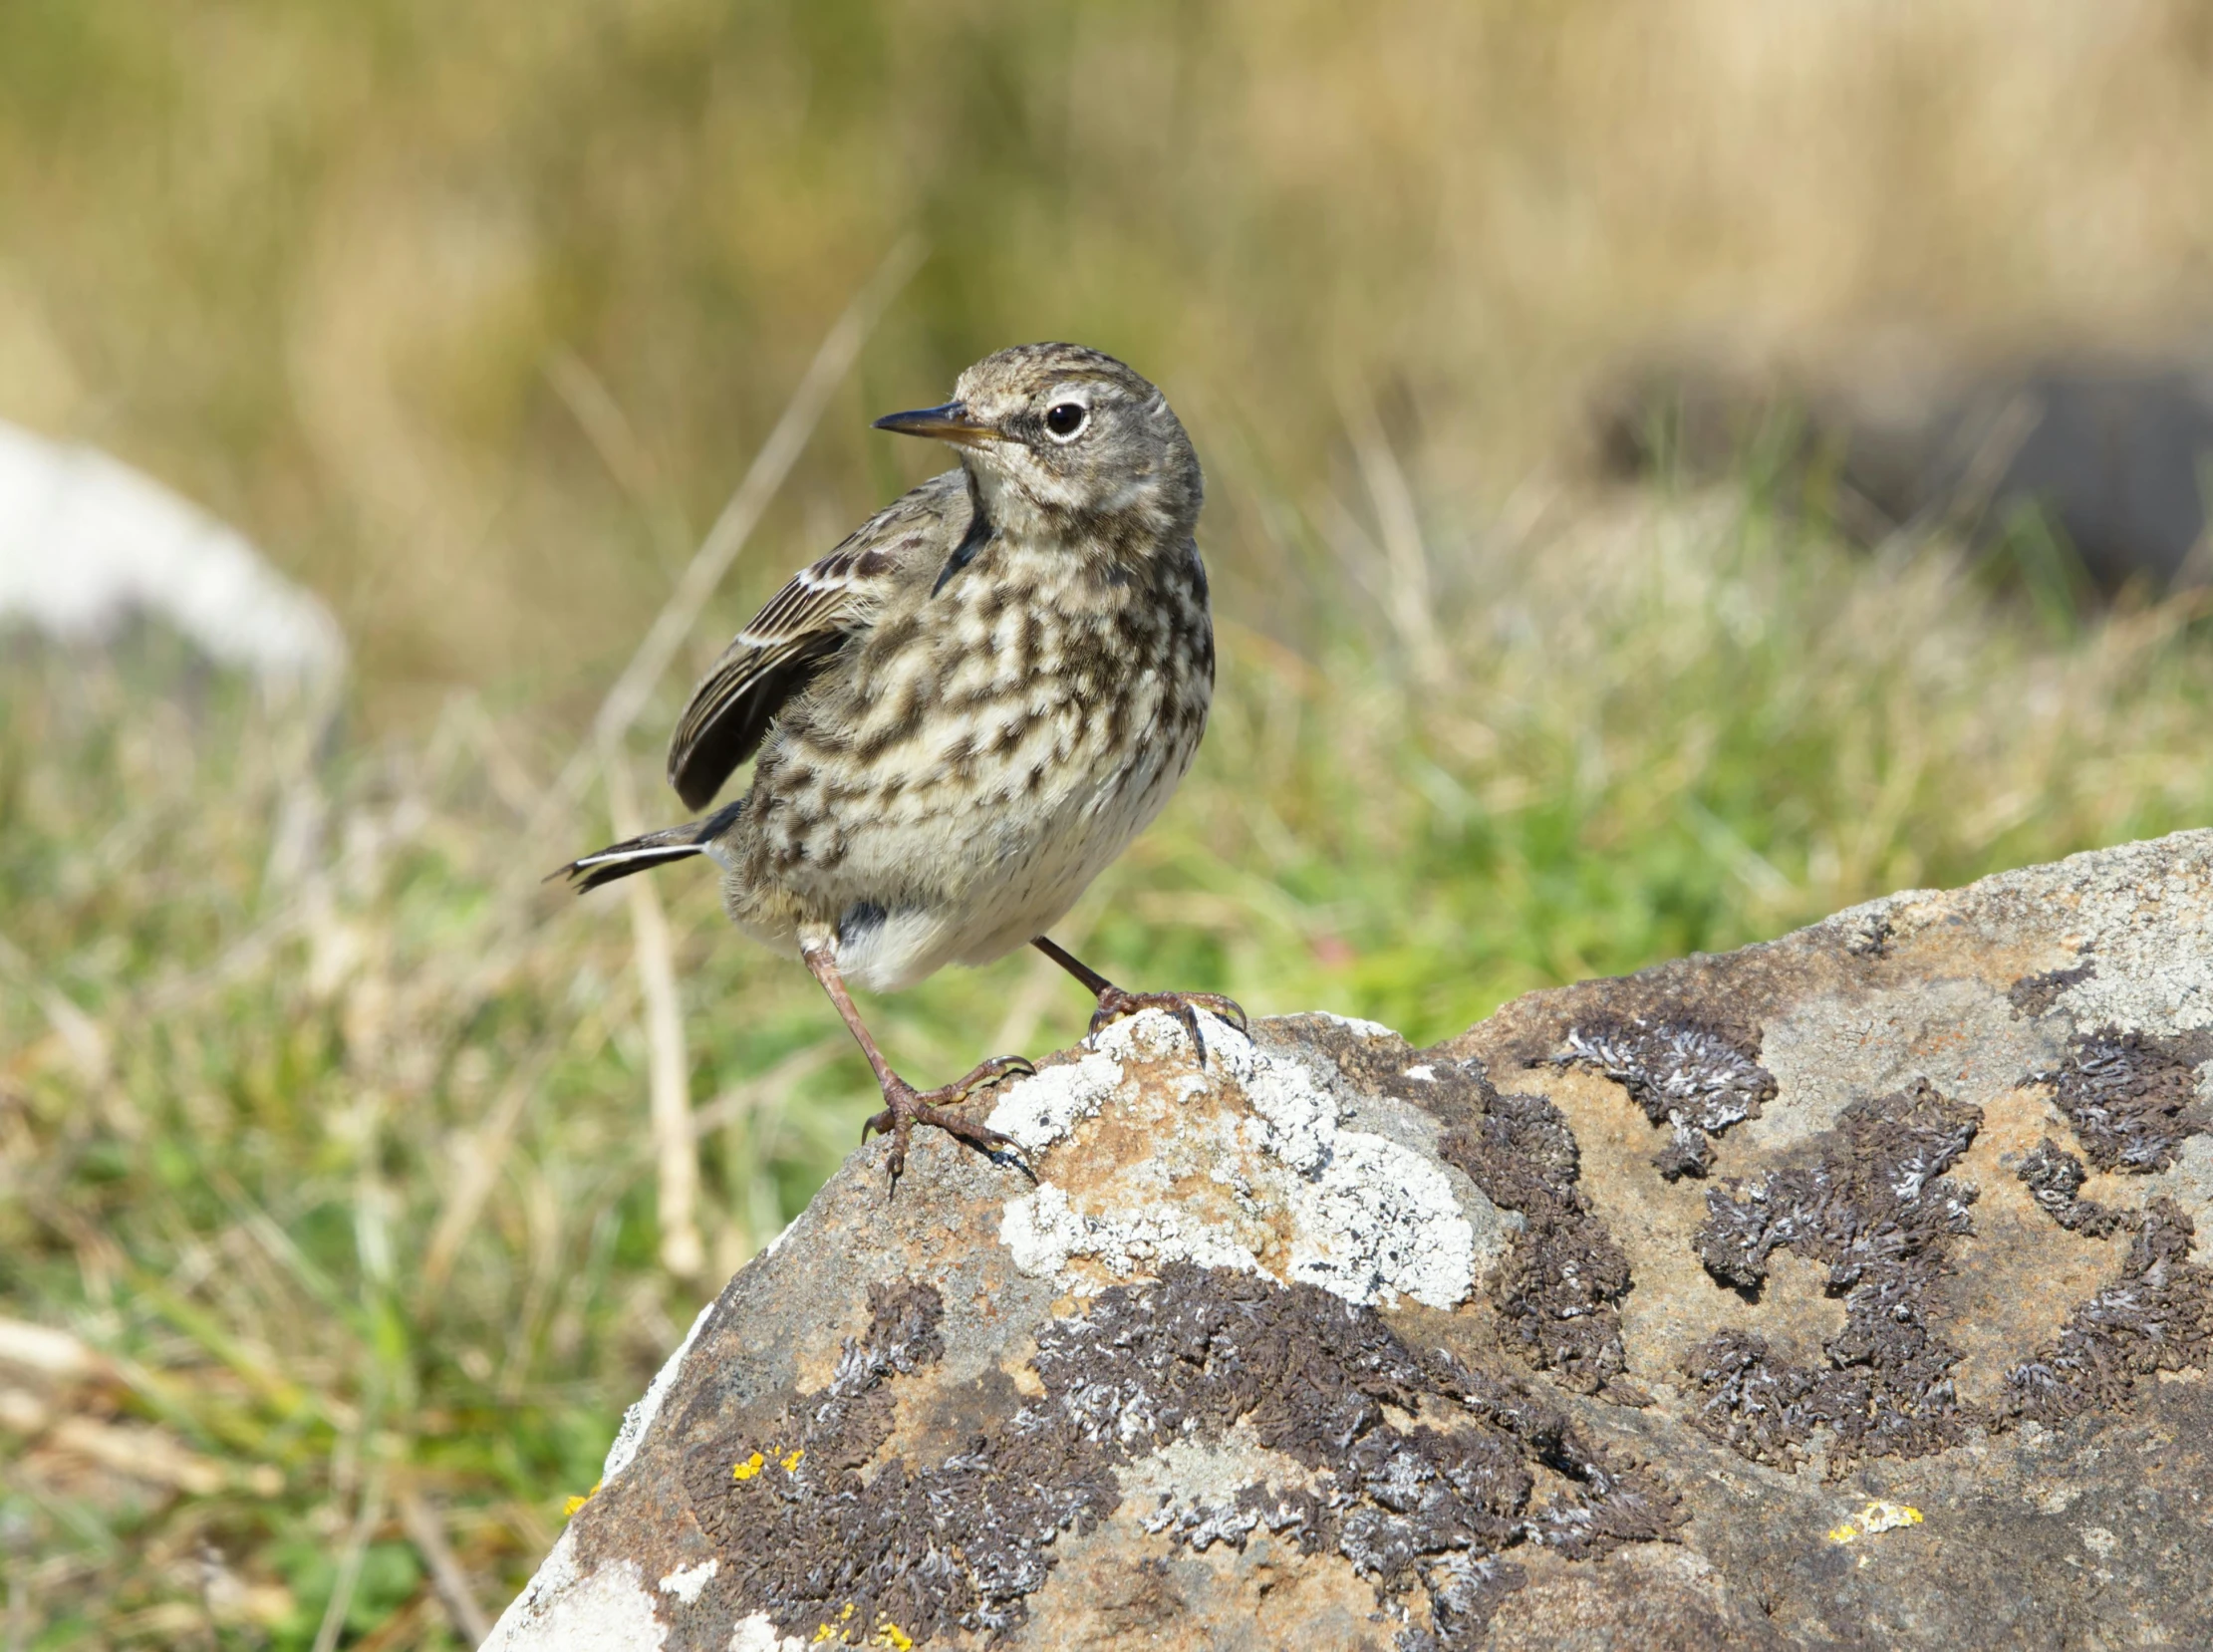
[
  {"x1": 800, "y1": 942, "x2": 1032, "y2": 1190},
  {"x1": 1031, "y1": 936, "x2": 1248, "y2": 1063}
]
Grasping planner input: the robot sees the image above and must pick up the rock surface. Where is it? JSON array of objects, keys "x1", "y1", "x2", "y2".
[{"x1": 487, "y1": 832, "x2": 2213, "y2": 1650}]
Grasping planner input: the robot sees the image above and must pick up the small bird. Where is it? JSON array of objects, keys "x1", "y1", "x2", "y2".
[{"x1": 559, "y1": 343, "x2": 1244, "y2": 1185}]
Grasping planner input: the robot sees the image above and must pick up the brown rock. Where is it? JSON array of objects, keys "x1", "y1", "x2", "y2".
[{"x1": 487, "y1": 831, "x2": 2213, "y2": 1650}]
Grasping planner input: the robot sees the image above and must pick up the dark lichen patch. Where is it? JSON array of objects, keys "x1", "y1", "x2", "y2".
[
  {"x1": 1680, "y1": 1330, "x2": 1829, "y2": 1470},
  {"x1": 2015, "y1": 1139, "x2": 2127, "y2": 1239},
  {"x1": 1841, "y1": 908, "x2": 1893, "y2": 959},
  {"x1": 1267, "y1": 1013, "x2": 1418, "y2": 1096},
  {"x1": 687, "y1": 1263, "x2": 1677, "y2": 1649},
  {"x1": 2008, "y1": 961, "x2": 2095, "y2": 1018},
  {"x1": 1331, "y1": 1423, "x2": 1528, "y2": 1582},
  {"x1": 2035, "y1": 1025, "x2": 2213, "y2": 1174},
  {"x1": 1139, "y1": 1483, "x2": 1325, "y2": 1555},
  {"x1": 1691, "y1": 1080, "x2": 1980, "y2": 1292},
  {"x1": 1037, "y1": 1267, "x2": 1676, "y2": 1648},
  {"x1": 2001, "y1": 1198, "x2": 2213, "y2": 1426},
  {"x1": 1396, "y1": 1553, "x2": 1527, "y2": 1652},
  {"x1": 1138, "y1": 1495, "x2": 1259, "y2": 1554},
  {"x1": 1437, "y1": 1068, "x2": 1635, "y2": 1398},
  {"x1": 1684, "y1": 1075, "x2": 2213, "y2": 1476},
  {"x1": 1682, "y1": 1081, "x2": 1983, "y2": 1471},
  {"x1": 685, "y1": 1279, "x2": 1118, "y2": 1645},
  {"x1": 1549, "y1": 1015, "x2": 1778, "y2": 1181}
]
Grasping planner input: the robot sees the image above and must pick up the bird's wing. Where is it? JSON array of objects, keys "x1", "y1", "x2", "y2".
[{"x1": 666, "y1": 472, "x2": 966, "y2": 809}]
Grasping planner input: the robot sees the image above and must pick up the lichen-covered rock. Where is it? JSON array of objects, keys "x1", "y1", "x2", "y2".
[{"x1": 487, "y1": 831, "x2": 2213, "y2": 1651}]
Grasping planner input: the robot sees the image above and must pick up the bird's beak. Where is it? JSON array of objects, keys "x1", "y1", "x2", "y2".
[{"x1": 871, "y1": 401, "x2": 1002, "y2": 448}]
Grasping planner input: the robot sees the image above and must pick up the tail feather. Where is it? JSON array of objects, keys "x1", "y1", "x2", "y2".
[
  {"x1": 552, "y1": 799, "x2": 743, "y2": 894},
  {"x1": 559, "y1": 833, "x2": 703, "y2": 893}
]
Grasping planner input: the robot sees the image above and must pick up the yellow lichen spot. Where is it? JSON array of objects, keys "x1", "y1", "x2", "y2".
[
  {"x1": 781, "y1": 1447, "x2": 806, "y2": 1473},
  {"x1": 732, "y1": 1451, "x2": 767, "y2": 1482},
  {"x1": 1858, "y1": 1500, "x2": 1922, "y2": 1534},
  {"x1": 1827, "y1": 1500, "x2": 1923, "y2": 1543},
  {"x1": 873, "y1": 1623, "x2": 914, "y2": 1651},
  {"x1": 839, "y1": 1603, "x2": 857, "y2": 1622},
  {"x1": 562, "y1": 1479, "x2": 604, "y2": 1517},
  {"x1": 811, "y1": 1626, "x2": 835, "y2": 1646}
]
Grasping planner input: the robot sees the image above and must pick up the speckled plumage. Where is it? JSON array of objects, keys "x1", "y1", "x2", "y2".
[
  {"x1": 709, "y1": 459, "x2": 1211, "y2": 990},
  {"x1": 562, "y1": 343, "x2": 1240, "y2": 1185}
]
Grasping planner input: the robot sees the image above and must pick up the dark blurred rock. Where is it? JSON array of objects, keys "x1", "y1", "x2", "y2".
[
  {"x1": 1598, "y1": 351, "x2": 2213, "y2": 593},
  {"x1": 487, "y1": 831, "x2": 2213, "y2": 1650}
]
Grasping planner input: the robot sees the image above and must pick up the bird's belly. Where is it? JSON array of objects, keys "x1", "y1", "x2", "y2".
[
  {"x1": 808, "y1": 688, "x2": 1201, "y2": 990},
  {"x1": 948, "y1": 765, "x2": 1176, "y2": 962}
]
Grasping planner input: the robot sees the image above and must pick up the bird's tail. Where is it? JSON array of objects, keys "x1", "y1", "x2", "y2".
[{"x1": 552, "y1": 799, "x2": 743, "y2": 894}]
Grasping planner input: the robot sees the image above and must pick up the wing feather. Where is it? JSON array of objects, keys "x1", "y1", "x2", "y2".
[{"x1": 665, "y1": 475, "x2": 963, "y2": 809}]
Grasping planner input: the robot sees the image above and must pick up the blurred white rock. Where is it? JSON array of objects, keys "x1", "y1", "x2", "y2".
[{"x1": 0, "y1": 419, "x2": 346, "y2": 687}]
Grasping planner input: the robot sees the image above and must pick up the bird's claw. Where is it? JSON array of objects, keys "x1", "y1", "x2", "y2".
[
  {"x1": 861, "y1": 1054, "x2": 1035, "y2": 1193},
  {"x1": 1088, "y1": 987, "x2": 1248, "y2": 1064}
]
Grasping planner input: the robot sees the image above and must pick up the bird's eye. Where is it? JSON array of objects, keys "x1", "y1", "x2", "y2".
[{"x1": 1043, "y1": 402, "x2": 1088, "y2": 440}]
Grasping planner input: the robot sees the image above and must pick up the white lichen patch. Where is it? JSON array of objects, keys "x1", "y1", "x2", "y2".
[
  {"x1": 1311, "y1": 1010, "x2": 1401, "y2": 1041},
  {"x1": 728, "y1": 1614, "x2": 804, "y2": 1652},
  {"x1": 658, "y1": 1557, "x2": 718, "y2": 1604},
  {"x1": 999, "y1": 1182, "x2": 1263, "y2": 1286},
  {"x1": 1118, "y1": 1434, "x2": 1318, "y2": 1507},
  {"x1": 985, "y1": 1044, "x2": 1126, "y2": 1152},
  {"x1": 1752, "y1": 976, "x2": 2064, "y2": 1154},
  {"x1": 1117, "y1": 1434, "x2": 1324, "y2": 1553},
  {"x1": 2018, "y1": 839, "x2": 2213, "y2": 1034},
  {"x1": 991, "y1": 1010, "x2": 1480, "y2": 1310},
  {"x1": 1287, "y1": 1132, "x2": 1478, "y2": 1309},
  {"x1": 1238, "y1": 1033, "x2": 1340, "y2": 1175},
  {"x1": 603, "y1": 1295, "x2": 717, "y2": 1484},
  {"x1": 480, "y1": 1534, "x2": 668, "y2": 1651}
]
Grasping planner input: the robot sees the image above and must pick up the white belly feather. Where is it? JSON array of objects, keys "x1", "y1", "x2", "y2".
[{"x1": 828, "y1": 679, "x2": 1202, "y2": 991}]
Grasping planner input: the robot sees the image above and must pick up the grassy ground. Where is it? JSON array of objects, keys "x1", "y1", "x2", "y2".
[{"x1": 7, "y1": 462, "x2": 2213, "y2": 1644}]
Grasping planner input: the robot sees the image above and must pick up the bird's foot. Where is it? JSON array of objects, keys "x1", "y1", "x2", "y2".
[
  {"x1": 861, "y1": 1054, "x2": 1035, "y2": 1191},
  {"x1": 1088, "y1": 986, "x2": 1249, "y2": 1064}
]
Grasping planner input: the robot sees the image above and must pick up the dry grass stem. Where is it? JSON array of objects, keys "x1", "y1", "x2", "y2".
[
  {"x1": 601, "y1": 741, "x2": 704, "y2": 1282},
  {"x1": 529, "y1": 234, "x2": 928, "y2": 849},
  {"x1": 308, "y1": 1462, "x2": 388, "y2": 1652},
  {"x1": 688, "y1": 1037, "x2": 844, "y2": 1144},
  {"x1": 395, "y1": 1486, "x2": 492, "y2": 1646},
  {"x1": 418, "y1": 1036, "x2": 563, "y2": 1296}
]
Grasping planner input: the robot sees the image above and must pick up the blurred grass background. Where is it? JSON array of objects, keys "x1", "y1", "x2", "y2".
[{"x1": 5, "y1": 1, "x2": 2213, "y2": 1645}]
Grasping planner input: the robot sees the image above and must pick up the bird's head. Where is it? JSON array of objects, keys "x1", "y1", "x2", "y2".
[{"x1": 874, "y1": 343, "x2": 1202, "y2": 543}]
